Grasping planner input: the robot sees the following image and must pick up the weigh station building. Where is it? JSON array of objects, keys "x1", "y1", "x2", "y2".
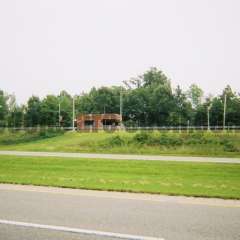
[{"x1": 77, "y1": 114, "x2": 122, "y2": 131}]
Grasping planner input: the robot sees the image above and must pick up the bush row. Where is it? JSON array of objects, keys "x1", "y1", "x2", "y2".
[
  {"x1": 0, "y1": 129, "x2": 64, "y2": 145},
  {"x1": 106, "y1": 132, "x2": 239, "y2": 152}
]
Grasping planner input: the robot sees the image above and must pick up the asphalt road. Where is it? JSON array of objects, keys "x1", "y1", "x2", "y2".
[
  {"x1": 0, "y1": 150, "x2": 240, "y2": 163},
  {"x1": 0, "y1": 184, "x2": 239, "y2": 240},
  {"x1": 0, "y1": 224, "x2": 117, "y2": 240}
]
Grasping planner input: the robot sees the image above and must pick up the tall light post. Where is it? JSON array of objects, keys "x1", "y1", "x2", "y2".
[
  {"x1": 120, "y1": 88, "x2": 123, "y2": 128},
  {"x1": 207, "y1": 105, "x2": 212, "y2": 131},
  {"x1": 22, "y1": 107, "x2": 26, "y2": 130},
  {"x1": 72, "y1": 96, "x2": 76, "y2": 131},
  {"x1": 58, "y1": 102, "x2": 61, "y2": 127},
  {"x1": 223, "y1": 94, "x2": 227, "y2": 130},
  {"x1": 58, "y1": 94, "x2": 63, "y2": 128}
]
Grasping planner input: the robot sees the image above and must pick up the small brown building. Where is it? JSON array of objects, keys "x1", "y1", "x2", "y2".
[{"x1": 77, "y1": 114, "x2": 122, "y2": 130}]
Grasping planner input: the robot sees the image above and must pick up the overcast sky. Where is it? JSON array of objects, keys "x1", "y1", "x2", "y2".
[{"x1": 0, "y1": 0, "x2": 240, "y2": 104}]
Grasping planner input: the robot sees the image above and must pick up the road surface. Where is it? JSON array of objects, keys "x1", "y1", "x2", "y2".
[
  {"x1": 0, "y1": 150, "x2": 239, "y2": 163},
  {"x1": 0, "y1": 184, "x2": 239, "y2": 240}
]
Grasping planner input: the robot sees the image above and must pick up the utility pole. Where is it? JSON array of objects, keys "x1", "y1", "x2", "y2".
[
  {"x1": 58, "y1": 103, "x2": 61, "y2": 127},
  {"x1": 22, "y1": 107, "x2": 26, "y2": 130},
  {"x1": 223, "y1": 94, "x2": 227, "y2": 130},
  {"x1": 120, "y1": 88, "x2": 123, "y2": 128},
  {"x1": 72, "y1": 96, "x2": 75, "y2": 131},
  {"x1": 207, "y1": 106, "x2": 210, "y2": 131},
  {"x1": 58, "y1": 95, "x2": 62, "y2": 128}
]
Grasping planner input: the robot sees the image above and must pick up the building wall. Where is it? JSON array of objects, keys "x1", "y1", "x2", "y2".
[{"x1": 77, "y1": 114, "x2": 122, "y2": 130}]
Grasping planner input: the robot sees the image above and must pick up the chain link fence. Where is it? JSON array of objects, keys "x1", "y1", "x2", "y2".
[{"x1": 0, "y1": 126, "x2": 240, "y2": 132}]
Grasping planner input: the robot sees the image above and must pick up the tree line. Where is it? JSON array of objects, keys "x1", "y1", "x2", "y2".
[{"x1": 1, "y1": 67, "x2": 240, "y2": 128}]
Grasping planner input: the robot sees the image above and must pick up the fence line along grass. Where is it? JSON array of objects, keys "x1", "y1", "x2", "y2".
[
  {"x1": 0, "y1": 130, "x2": 240, "y2": 157},
  {"x1": 0, "y1": 155, "x2": 239, "y2": 199}
]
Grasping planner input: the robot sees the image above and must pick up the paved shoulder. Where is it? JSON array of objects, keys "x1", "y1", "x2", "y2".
[{"x1": 0, "y1": 150, "x2": 239, "y2": 163}]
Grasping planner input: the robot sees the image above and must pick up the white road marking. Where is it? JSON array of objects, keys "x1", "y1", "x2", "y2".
[{"x1": 0, "y1": 219, "x2": 165, "y2": 240}]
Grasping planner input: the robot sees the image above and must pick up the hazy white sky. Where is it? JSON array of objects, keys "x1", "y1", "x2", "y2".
[{"x1": 0, "y1": 0, "x2": 240, "y2": 103}]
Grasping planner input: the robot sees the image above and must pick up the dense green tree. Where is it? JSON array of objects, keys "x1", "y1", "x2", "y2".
[
  {"x1": 58, "y1": 91, "x2": 72, "y2": 127},
  {"x1": 8, "y1": 105, "x2": 25, "y2": 128},
  {"x1": 76, "y1": 86, "x2": 121, "y2": 114},
  {"x1": 187, "y1": 84, "x2": 203, "y2": 109},
  {"x1": 123, "y1": 68, "x2": 174, "y2": 126},
  {"x1": 25, "y1": 96, "x2": 42, "y2": 127},
  {"x1": 209, "y1": 97, "x2": 223, "y2": 126},
  {"x1": 40, "y1": 95, "x2": 59, "y2": 126},
  {"x1": 193, "y1": 86, "x2": 240, "y2": 127},
  {"x1": 1, "y1": 68, "x2": 240, "y2": 128},
  {"x1": 221, "y1": 86, "x2": 240, "y2": 126},
  {"x1": 170, "y1": 86, "x2": 192, "y2": 126},
  {"x1": 0, "y1": 90, "x2": 9, "y2": 127},
  {"x1": 194, "y1": 104, "x2": 207, "y2": 126},
  {"x1": 123, "y1": 87, "x2": 150, "y2": 126}
]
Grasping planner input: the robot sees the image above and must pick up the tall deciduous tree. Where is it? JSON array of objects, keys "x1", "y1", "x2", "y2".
[
  {"x1": 76, "y1": 86, "x2": 122, "y2": 115},
  {"x1": 0, "y1": 90, "x2": 8, "y2": 127},
  {"x1": 40, "y1": 95, "x2": 59, "y2": 126},
  {"x1": 123, "y1": 67, "x2": 174, "y2": 126},
  {"x1": 25, "y1": 96, "x2": 42, "y2": 127},
  {"x1": 58, "y1": 90, "x2": 72, "y2": 127},
  {"x1": 170, "y1": 86, "x2": 192, "y2": 126},
  {"x1": 1, "y1": 68, "x2": 240, "y2": 128},
  {"x1": 187, "y1": 84, "x2": 203, "y2": 108}
]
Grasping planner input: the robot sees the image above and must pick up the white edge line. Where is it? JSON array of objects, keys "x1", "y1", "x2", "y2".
[{"x1": 0, "y1": 219, "x2": 164, "y2": 240}]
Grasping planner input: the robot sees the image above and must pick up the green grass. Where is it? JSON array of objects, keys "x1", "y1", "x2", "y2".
[
  {"x1": 0, "y1": 155, "x2": 240, "y2": 199},
  {"x1": 0, "y1": 131, "x2": 240, "y2": 157}
]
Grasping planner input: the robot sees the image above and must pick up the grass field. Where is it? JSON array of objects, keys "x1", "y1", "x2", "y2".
[
  {"x1": 0, "y1": 155, "x2": 239, "y2": 199},
  {"x1": 0, "y1": 130, "x2": 240, "y2": 157}
]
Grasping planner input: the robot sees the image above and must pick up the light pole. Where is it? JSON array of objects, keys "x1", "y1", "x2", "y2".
[
  {"x1": 58, "y1": 103, "x2": 61, "y2": 127},
  {"x1": 223, "y1": 93, "x2": 227, "y2": 130},
  {"x1": 120, "y1": 88, "x2": 123, "y2": 128},
  {"x1": 207, "y1": 105, "x2": 212, "y2": 131},
  {"x1": 58, "y1": 95, "x2": 63, "y2": 128},
  {"x1": 22, "y1": 107, "x2": 26, "y2": 130},
  {"x1": 72, "y1": 96, "x2": 76, "y2": 131},
  {"x1": 187, "y1": 120, "x2": 190, "y2": 133}
]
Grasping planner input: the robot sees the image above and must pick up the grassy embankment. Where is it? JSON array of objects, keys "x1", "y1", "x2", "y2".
[
  {"x1": 0, "y1": 130, "x2": 240, "y2": 157},
  {"x1": 0, "y1": 155, "x2": 239, "y2": 199}
]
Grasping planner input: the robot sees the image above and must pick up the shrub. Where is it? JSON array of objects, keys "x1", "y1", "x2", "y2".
[
  {"x1": 132, "y1": 132, "x2": 152, "y2": 145},
  {"x1": 39, "y1": 129, "x2": 64, "y2": 139},
  {"x1": 201, "y1": 132, "x2": 220, "y2": 144},
  {"x1": 0, "y1": 129, "x2": 64, "y2": 145},
  {"x1": 132, "y1": 132, "x2": 183, "y2": 147},
  {"x1": 220, "y1": 139, "x2": 239, "y2": 152},
  {"x1": 158, "y1": 134, "x2": 183, "y2": 146},
  {"x1": 106, "y1": 135, "x2": 126, "y2": 146},
  {"x1": 184, "y1": 132, "x2": 205, "y2": 145}
]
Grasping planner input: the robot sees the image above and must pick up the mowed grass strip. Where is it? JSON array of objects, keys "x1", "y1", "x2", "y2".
[{"x1": 0, "y1": 155, "x2": 239, "y2": 199}]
